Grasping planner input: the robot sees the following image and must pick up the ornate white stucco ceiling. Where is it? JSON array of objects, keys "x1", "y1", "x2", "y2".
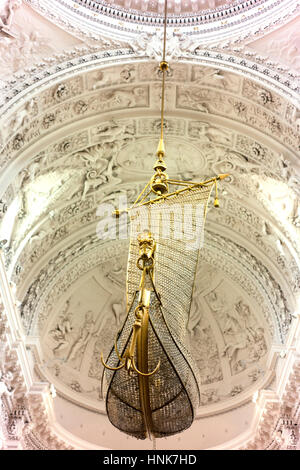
[
  {"x1": 0, "y1": 0, "x2": 300, "y2": 452},
  {"x1": 0, "y1": 47, "x2": 300, "y2": 449}
]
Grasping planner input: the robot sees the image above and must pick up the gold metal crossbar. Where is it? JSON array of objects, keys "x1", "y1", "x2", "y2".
[{"x1": 113, "y1": 173, "x2": 229, "y2": 216}]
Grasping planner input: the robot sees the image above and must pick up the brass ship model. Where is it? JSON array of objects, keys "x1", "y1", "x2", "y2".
[{"x1": 101, "y1": 0, "x2": 228, "y2": 440}]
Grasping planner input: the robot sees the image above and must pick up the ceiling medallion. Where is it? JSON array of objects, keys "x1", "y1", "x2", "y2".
[{"x1": 101, "y1": 0, "x2": 229, "y2": 440}]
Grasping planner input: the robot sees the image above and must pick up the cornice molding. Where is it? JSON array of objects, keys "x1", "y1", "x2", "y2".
[{"x1": 24, "y1": 0, "x2": 300, "y2": 47}]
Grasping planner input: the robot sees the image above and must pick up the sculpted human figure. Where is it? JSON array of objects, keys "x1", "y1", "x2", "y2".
[
  {"x1": 92, "y1": 66, "x2": 134, "y2": 89},
  {"x1": 4, "y1": 99, "x2": 36, "y2": 137},
  {"x1": 67, "y1": 311, "x2": 96, "y2": 369},
  {"x1": 103, "y1": 87, "x2": 145, "y2": 108},
  {"x1": 180, "y1": 88, "x2": 210, "y2": 112},
  {"x1": 207, "y1": 292, "x2": 256, "y2": 366},
  {"x1": 222, "y1": 330, "x2": 248, "y2": 363},
  {"x1": 234, "y1": 300, "x2": 256, "y2": 334},
  {"x1": 0, "y1": 0, "x2": 22, "y2": 34},
  {"x1": 96, "y1": 120, "x2": 134, "y2": 143},
  {"x1": 111, "y1": 300, "x2": 126, "y2": 326},
  {"x1": 190, "y1": 122, "x2": 232, "y2": 145},
  {"x1": 221, "y1": 302, "x2": 251, "y2": 365},
  {"x1": 249, "y1": 327, "x2": 267, "y2": 361}
]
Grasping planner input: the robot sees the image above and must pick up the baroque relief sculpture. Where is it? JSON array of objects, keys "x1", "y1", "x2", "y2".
[
  {"x1": 0, "y1": 0, "x2": 22, "y2": 38},
  {"x1": 206, "y1": 289, "x2": 267, "y2": 375},
  {"x1": 0, "y1": 0, "x2": 299, "y2": 449}
]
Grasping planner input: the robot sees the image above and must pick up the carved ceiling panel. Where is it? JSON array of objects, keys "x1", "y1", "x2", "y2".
[
  {"x1": 1, "y1": 62, "x2": 299, "y2": 168},
  {"x1": 0, "y1": 56, "x2": 299, "y2": 449}
]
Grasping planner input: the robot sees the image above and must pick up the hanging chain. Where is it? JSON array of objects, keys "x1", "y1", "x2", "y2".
[
  {"x1": 156, "y1": 0, "x2": 168, "y2": 159},
  {"x1": 160, "y1": 0, "x2": 168, "y2": 144}
]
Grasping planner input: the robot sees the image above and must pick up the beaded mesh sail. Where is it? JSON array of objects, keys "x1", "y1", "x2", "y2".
[{"x1": 102, "y1": 184, "x2": 213, "y2": 439}]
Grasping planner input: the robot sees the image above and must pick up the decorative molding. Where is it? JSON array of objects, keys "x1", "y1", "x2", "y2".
[
  {"x1": 0, "y1": 23, "x2": 299, "y2": 448},
  {"x1": 0, "y1": 47, "x2": 299, "y2": 122},
  {"x1": 24, "y1": 0, "x2": 300, "y2": 48}
]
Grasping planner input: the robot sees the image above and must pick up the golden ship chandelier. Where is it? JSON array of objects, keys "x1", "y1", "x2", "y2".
[{"x1": 101, "y1": 0, "x2": 228, "y2": 440}]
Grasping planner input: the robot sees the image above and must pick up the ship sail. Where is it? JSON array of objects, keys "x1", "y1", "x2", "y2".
[{"x1": 102, "y1": 183, "x2": 213, "y2": 439}]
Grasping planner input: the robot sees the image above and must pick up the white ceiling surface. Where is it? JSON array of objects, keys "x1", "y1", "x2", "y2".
[{"x1": 0, "y1": 0, "x2": 299, "y2": 451}]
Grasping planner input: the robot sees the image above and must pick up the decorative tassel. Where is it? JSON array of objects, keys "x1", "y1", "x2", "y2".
[{"x1": 214, "y1": 179, "x2": 220, "y2": 208}]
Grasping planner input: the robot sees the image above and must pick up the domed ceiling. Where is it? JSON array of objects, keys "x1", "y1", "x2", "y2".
[
  {"x1": 25, "y1": 0, "x2": 299, "y2": 44},
  {"x1": 0, "y1": 0, "x2": 300, "y2": 452}
]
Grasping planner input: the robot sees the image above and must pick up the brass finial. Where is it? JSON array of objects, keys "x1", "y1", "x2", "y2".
[
  {"x1": 217, "y1": 173, "x2": 230, "y2": 180},
  {"x1": 156, "y1": 138, "x2": 165, "y2": 158},
  {"x1": 159, "y1": 60, "x2": 169, "y2": 72}
]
